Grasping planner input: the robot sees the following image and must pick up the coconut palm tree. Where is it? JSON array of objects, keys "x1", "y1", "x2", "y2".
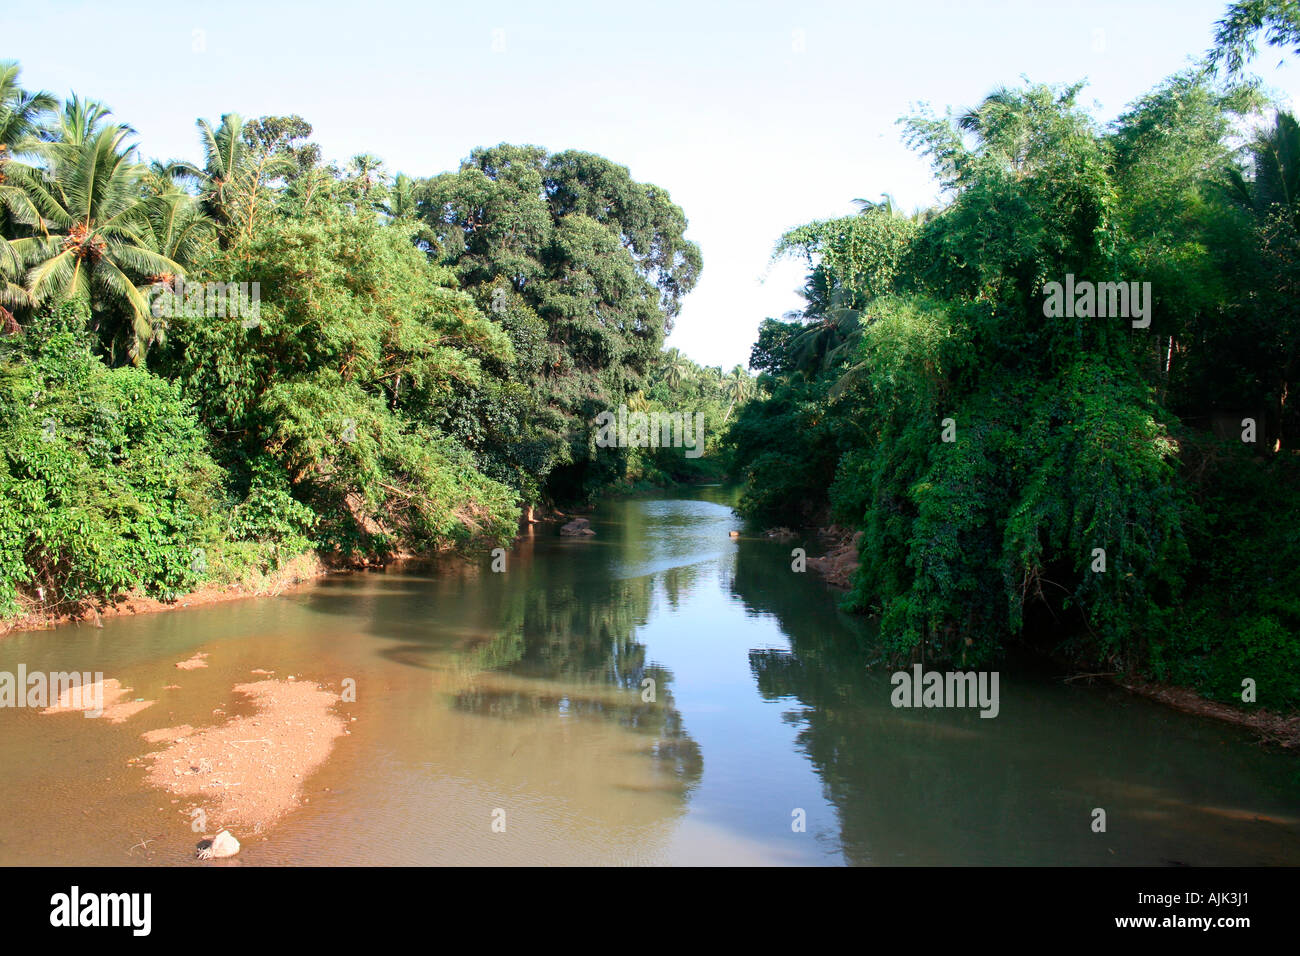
[
  {"x1": 955, "y1": 82, "x2": 1087, "y2": 176},
  {"x1": 662, "y1": 347, "x2": 693, "y2": 391},
  {"x1": 853, "y1": 191, "x2": 939, "y2": 226},
  {"x1": 721, "y1": 365, "x2": 755, "y2": 422},
  {"x1": 139, "y1": 159, "x2": 193, "y2": 198},
  {"x1": 781, "y1": 270, "x2": 865, "y2": 378},
  {"x1": 957, "y1": 86, "x2": 1033, "y2": 169},
  {"x1": 853, "y1": 192, "x2": 902, "y2": 216},
  {"x1": 175, "y1": 113, "x2": 294, "y2": 245},
  {"x1": 47, "y1": 94, "x2": 121, "y2": 148},
  {"x1": 0, "y1": 62, "x2": 56, "y2": 312},
  {"x1": 385, "y1": 172, "x2": 418, "y2": 219},
  {"x1": 1228, "y1": 111, "x2": 1300, "y2": 229},
  {"x1": 10, "y1": 124, "x2": 186, "y2": 362},
  {"x1": 137, "y1": 189, "x2": 214, "y2": 277},
  {"x1": 348, "y1": 153, "x2": 386, "y2": 197},
  {"x1": 0, "y1": 63, "x2": 55, "y2": 148}
]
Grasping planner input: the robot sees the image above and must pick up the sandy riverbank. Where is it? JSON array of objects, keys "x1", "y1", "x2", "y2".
[
  {"x1": 35, "y1": 649, "x2": 353, "y2": 855},
  {"x1": 0, "y1": 552, "x2": 329, "y2": 637}
]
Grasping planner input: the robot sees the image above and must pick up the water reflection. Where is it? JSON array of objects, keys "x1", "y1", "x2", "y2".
[
  {"x1": 723, "y1": 501, "x2": 1300, "y2": 865},
  {"x1": 300, "y1": 502, "x2": 708, "y2": 819},
  {"x1": 0, "y1": 488, "x2": 1296, "y2": 865}
]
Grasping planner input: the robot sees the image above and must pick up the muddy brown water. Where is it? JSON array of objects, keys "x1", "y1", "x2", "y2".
[{"x1": 1, "y1": 487, "x2": 1297, "y2": 865}]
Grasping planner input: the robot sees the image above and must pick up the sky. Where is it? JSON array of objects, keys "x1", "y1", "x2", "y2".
[{"x1": 6, "y1": 0, "x2": 1298, "y2": 369}]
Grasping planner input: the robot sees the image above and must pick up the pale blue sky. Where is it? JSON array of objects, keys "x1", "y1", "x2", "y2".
[{"x1": 6, "y1": 1, "x2": 1297, "y2": 368}]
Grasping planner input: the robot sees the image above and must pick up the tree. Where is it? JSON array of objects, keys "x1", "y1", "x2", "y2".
[
  {"x1": 385, "y1": 172, "x2": 418, "y2": 220},
  {"x1": 159, "y1": 189, "x2": 519, "y2": 553},
  {"x1": 1209, "y1": 0, "x2": 1300, "y2": 74},
  {"x1": 662, "y1": 347, "x2": 693, "y2": 390},
  {"x1": 0, "y1": 61, "x2": 55, "y2": 312},
  {"x1": 721, "y1": 365, "x2": 755, "y2": 422},
  {"x1": 417, "y1": 143, "x2": 702, "y2": 501},
  {"x1": 734, "y1": 81, "x2": 1191, "y2": 671},
  {"x1": 1108, "y1": 71, "x2": 1262, "y2": 396},
  {"x1": 10, "y1": 125, "x2": 185, "y2": 362},
  {"x1": 0, "y1": 62, "x2": 54, "y2": 152},
  {"x1": 347, "y1": 153, "x2": 385, "y2": 199},
  {"x1": 1224, "y1": 112, "x2": 1300, "y2": 447},
  {"x1": 241, "y1": 114, "x2": 320, "y2": 174},
  {"x1": 176, "y1": 113, "x2": 295, "y2": 246},
  {"x1": 0, "y1": 302, "x2": 228, "y2": 616}
]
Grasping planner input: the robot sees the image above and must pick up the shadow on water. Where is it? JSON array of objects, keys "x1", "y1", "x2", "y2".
[{"x1": 722, "y1": 503, "x2": 1300, "y2": 865}]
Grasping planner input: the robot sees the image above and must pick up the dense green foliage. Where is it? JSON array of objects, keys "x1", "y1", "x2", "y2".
[
  {"x1": 415, "y1": 145, "x2": 702, "y2": 500},
  {"x1": 0, "y1": 67, "x2": 716, "y2": 620},
  {"x1": 3, "y1": 3, "x2": 1292, "y2": 720},
  {"x1": 728, "y1": 20, "x2": 1300, "y2": 708},
  {"x1": 0, "y1": 304, "x2": 225, "y2": 614}
]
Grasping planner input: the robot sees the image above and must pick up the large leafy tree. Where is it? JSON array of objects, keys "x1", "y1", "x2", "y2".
[
  {"x1": 417, "y1": 144, "x2": 702, "y2": 501},
  {"x1": 241, "y1": 114, "x2": 320, "y2": 174},
  {"x1": 160, "y1": 183, "x2": 520, "y2": 553}
]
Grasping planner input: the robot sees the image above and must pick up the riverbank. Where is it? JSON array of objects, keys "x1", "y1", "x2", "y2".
[
  {"x1": 1122, "y1": 680, "x2": 1300, "y2": 750},
  {"x1": 798, "y1": 523, "x2": 1300, "y2": 750},
  {"x1": 802, "y1": 524, "x2": 860, "y2": 588},
  {"x1": 1, "y1": 504, "x2": 579, "y2": 636},
  {"x1": 8, "y1": 506, "x2": 1295, "y2": 755},
  {"x1": 0, "y1": 551, "x2": 329, "y2": 636},
  {"x1": 0, "y1": 478, "x2": 732, "y2": 638}
]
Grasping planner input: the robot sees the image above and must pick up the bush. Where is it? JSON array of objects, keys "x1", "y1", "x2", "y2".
[
  {"x1": 0, "y1": 307, "x2": 226, "y2": 615},
  {"x1": 1148, "y1": 438, "x2": 1300, "y2": 709}
]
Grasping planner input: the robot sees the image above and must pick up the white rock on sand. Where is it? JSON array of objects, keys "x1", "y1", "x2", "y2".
[{"x1": 196, "y1": 829, "x2": 240, "y2": 860}]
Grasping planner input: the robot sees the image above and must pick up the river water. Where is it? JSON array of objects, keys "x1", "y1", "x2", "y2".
[{"x1": 0, "y1": 487, "x2": 1297, "y2": 865}]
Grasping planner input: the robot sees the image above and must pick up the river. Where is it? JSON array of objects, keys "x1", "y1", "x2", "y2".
[{"x1": 0, "y1": 487, "x2": 1297, "y2": 865}]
